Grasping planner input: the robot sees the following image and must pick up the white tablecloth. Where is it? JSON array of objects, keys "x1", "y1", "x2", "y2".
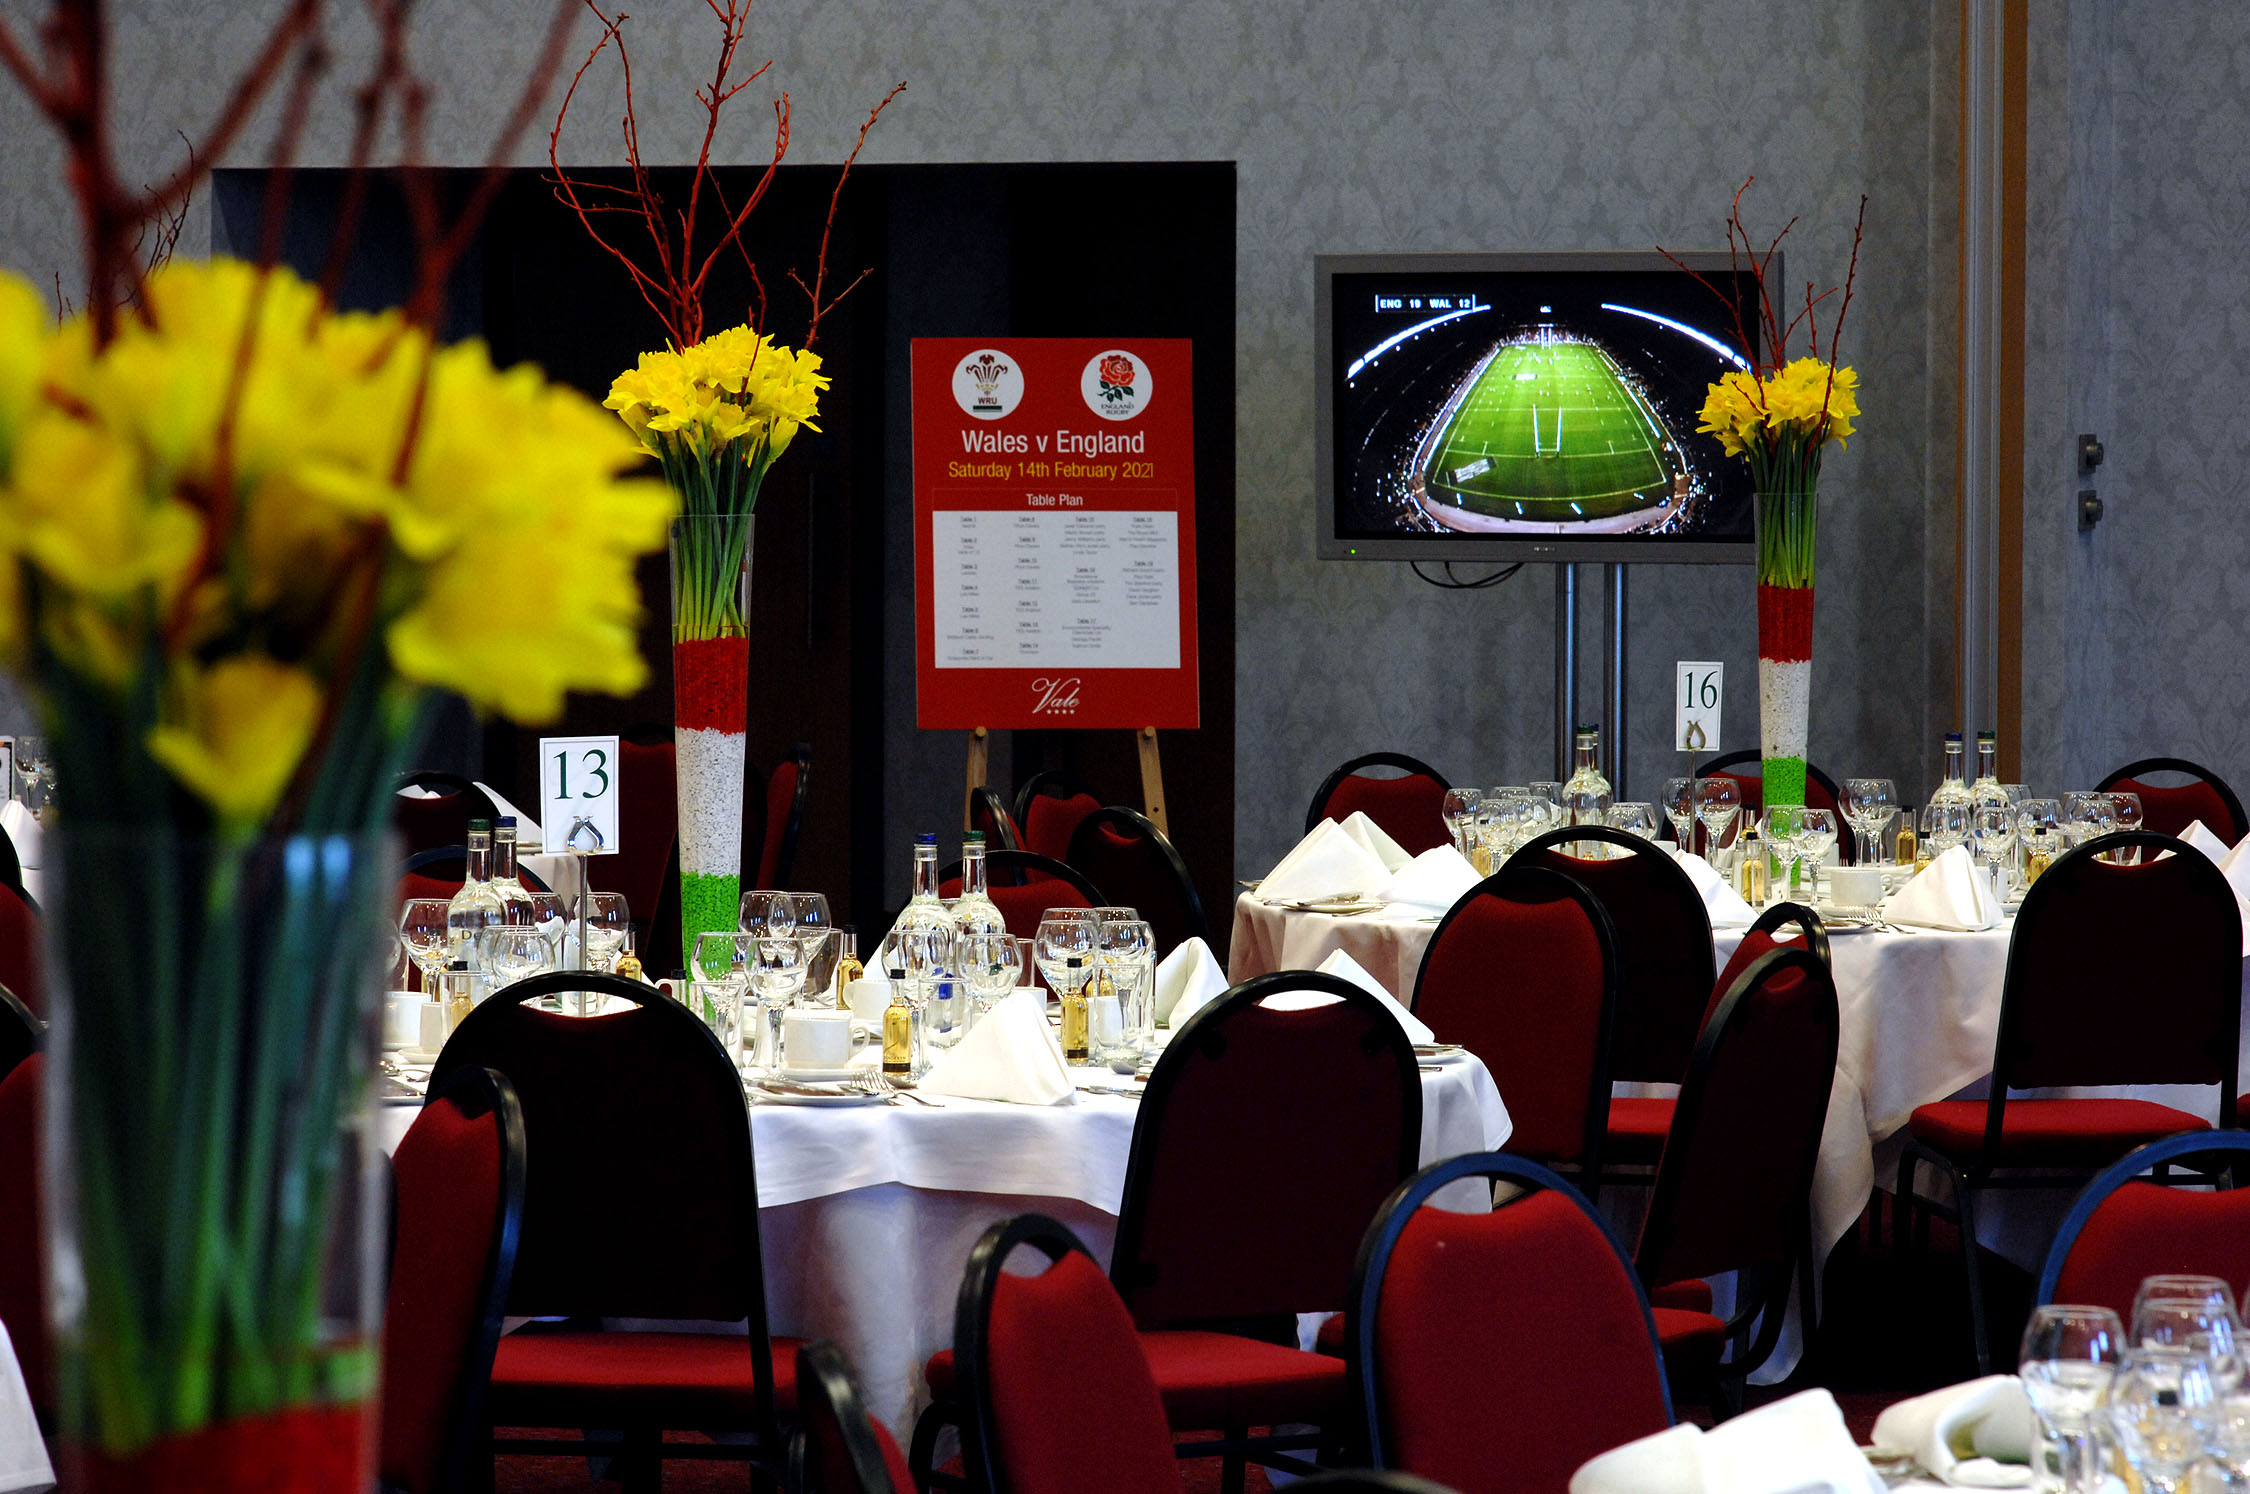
[
  {"x1": 0, "y1": 1320, "x2": 51, "y2": 1494},
  {"x1": 377, "y1": 1045, "x2": 1510, "y2": 1435}
]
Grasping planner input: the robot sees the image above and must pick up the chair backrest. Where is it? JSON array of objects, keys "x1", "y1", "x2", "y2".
[
  {"x1": 793, "y1": 1341, "x2": 911, "y2": 1494},
  {"x1": 1510, "y1": 827, "x2": 1717, "y2": 1084},
  {"x1": 967, "y1": 787, "x2": 1025, "y2": 853},
  {"x1": 1351, "y1": 1153, "x2": 1672, "y2": 1491},
  {"x1": 393, "y1": 773, "x2": 499, "y2": 857},
  {"x1": 0, "y1": 1053, "x2": 45, "y2": 1422},
  {"x1": 1065, "y1": 807, "x2": 1207, "y2": 956},
  {"x1": 957, "y1": 1214, "x2": 1177, "y2": 1494},
  {"x1": 589, "y1": 731, "x2": 679, "y2": 956},
  {"x1": 2096, "y1": 757, "x2": 2250, "y2": 846},
  {"x1": 1409, "y1": 865, "x2": 1617, "y2": 1173},
  {"x1": 1707, "y1": 902, "x2": 1831, "y2": 1031},
  {"x1": 757, "y1": 742, "x2": 812, "y2": 889},
  {"x1": 397, "y1": 868, "x2": 462, "y2": 911},
  {"x1": 940, "y1": 852, "x2": 1105, "y2": 942},
  {"x1": 1986, "y1": 832, "x2": 2241, "y2": 1137},
  {"x1": 1307, "y1": 753, "x2": 1453, "y2": 855},
  {"x1": 2037, "y1": 1131, "x2": 2250, "y2": 1320},
  {"x1": 0, "y1": 883, "x2": 40, "y2": 1016},
  {"x1": 1636, "y1": 949, "x2": 1839, "y2": 1362},
  {"x1": 0, "y1": 983, "x2": 38, "y2": 1081},
  {"x1": 1015, "y1": 772, "x2": 1103, "y2": 863},
  {"x1": 1111, "y1": 971, "x2": 1421, "y2": 1328},
  {"x1": 381, "y1": 1066, "x2": 527, "y2": 1494},
  {"x1": 426, "y1": 975, "x2": 773, "y2": 1368},
  {"x1": 1689, "y1": 752, "x2": 1851, "y2": 859}
]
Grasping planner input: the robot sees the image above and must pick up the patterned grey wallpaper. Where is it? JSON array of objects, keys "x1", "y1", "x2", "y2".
[{"x1": 0, "y1": 0, "x2": 1970, "y2": 871}]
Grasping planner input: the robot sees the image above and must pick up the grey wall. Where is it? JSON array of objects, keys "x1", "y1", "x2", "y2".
[{"x1": 0, "y1": 0, "x2": 1972, "y2": 872}]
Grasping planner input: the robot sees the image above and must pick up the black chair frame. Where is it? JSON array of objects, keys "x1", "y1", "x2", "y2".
[
  {"x1": 402, "y1": 844, "x2": 555, "y2": 897},
  {"x1": 1748, "y1": 901, "x2": 1833, "y2": 972},
  {"x1": 2096, "y1": 756, "x2": 2250, "y2": 843},
  {"x1": 936, "y1": 849, "x2": 1104, "y2": 905},
  {"x1": 397, "y1": 1065, "x2": 527, "y2": 1494},
  {"x1": 952, "y1": 1212, "x2": 1104, "y2": 1494},
  {"x1": 0, "y1": 982, "x2": 40, "y2": 1081},
  {"x1": 1640, "y1": 946, "x2": 1839, "y2": 1405},
  {"x1": 2034, "y1": 1130, "x2": 2250, "y2": 1308},
  {"x1": 764, "y1": 741, "x2": 813, "y2": 888},
  {"x1": 1305, "y1": 752, "x2": 1452, "y2": 835},
  {"x1": 428, "y1": 971, "x2": 785, "y2": 1478},
  {"x1": 1895, "y1": 830, "x2": 2242, "y2": 1372},
  {"x1": 1065, "y1": 805, "x2": 1208, "y2": 946},
  {"x1": 789, "y1": 1340, "x2": 899, "y2": 1494},
  {"x1": 1347, "y1": 1151, "x2": 1673, "y2": 1474},
  {"x1": 1408, "y1": 864, "x2": 1620, "y2": 1186},
  {"x1": 965, "y1": 786, "x2": 1023, "y2": 853},
  {"x1": 1012, "y1": 770, "x2": 1101, "y2": 831},
  {"x1": 0, "y1": 831, "x2": 30, "y2": 912}
]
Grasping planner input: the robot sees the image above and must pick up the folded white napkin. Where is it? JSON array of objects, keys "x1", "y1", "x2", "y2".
[
  {"x1": 1337, "y1": 811, "x2": 1414, "y2": 874},
  {"x1": 2177, "y1": 822, "x2": 2250, "y2": 954},
  {"x1": 2214, "y1": 833, "x2": 2250, "y2": 904},
  {"x1": 1261, "y1": 819, "x2": 1392, "y2": 903},
  {"x1": 1664, "y1": 846, "x2": 1755, "y2": 930},
  {"x1": 0, "y1": 801, "x2": 39, "y2": 872},
  {"x1": 1572, "y1": 1388, "x2": 1883, "y2": 1494},
  {"x1": 1869, "y1": 1375, "x2": 2034, "y2": 1488},
  {"x1": 918, "y1": 990, "x2": 1075, "y2": 1105},
  {"x1": 1377, "y1": 844, "x2": 1481, "y2": 913},
  {"x1": 1888, "y1": 844, "x2": 2003, "y2": 931},
  {"x1": 2179, "y1": 818, "x2": 2233, "y2": 864},
  {"x1": 0, "y1": 1318, "x2": 53, "y2": 1494},
  {"x1": 1155, "y1": 936, "x2": 1230, "y2": 1026},
  {"x1": 1314, "y1": 948, "x2": 1434, "y2": 1044}
]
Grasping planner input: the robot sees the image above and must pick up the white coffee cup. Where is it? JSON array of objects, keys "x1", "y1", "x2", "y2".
[
  {"x1": 783, "y1": 1009, "x2": 853, "y2": 1070},
  {"x1": 383, "y1": 991, "x2": 424, "y2": 1049},
  {"x1": 1826, "y1": 865, "x2": 1885, "y2": 909},
  {"x1": 846, "y1": 975, "x2": 893, "y2": 1023}
]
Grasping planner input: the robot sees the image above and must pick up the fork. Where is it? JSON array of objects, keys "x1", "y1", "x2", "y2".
[{"x1": 851, "y1": 1075, "x2": 939, "y2": 1106}]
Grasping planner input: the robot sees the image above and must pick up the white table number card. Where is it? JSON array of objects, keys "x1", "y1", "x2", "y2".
[
  {"x1": 540, "y1": 735, "x2": 621, "y2": 856},
  {"x1": 1675, "y1": 661, "x2": 1723, "y2": 755}
]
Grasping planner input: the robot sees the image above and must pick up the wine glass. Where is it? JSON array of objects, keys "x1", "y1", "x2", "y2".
[
  {"x1": 2133, "y1": 1276, "x2": 2242, "y2": 1356},
  {"x1": 1440, "y1": 788, "x2": 1481, "y2": 856},
  {"x1": 1660, "y1": 776, "x2": 1696, "y2": 852},
  {"x1": 953, "y1": 926, "x2": 1024, "y2": 1021},
  {"x1": 1604, "y1": 802, "x2": 1661, "y2": 842},
  {"x1": 1525, "y1": 781, "x2": 1565, "y2": 833},
  {"x1": 1758, "y1": 805, "x2": 1806, "y2": 899},
  {"x1": 1695, "y1": 778, "x2": 1742, "y2": 870},
  {"x1": 2107, "y1": 791, "x2": 2145, "y2": 864},
  {"x1": 2108, "y1": 1347, "x2": 2218, "y2": 1494},
  {"x1": 739, "y1": 888, "x2": 793, "y2": 938},
  {"x1": 2019, "y1": 1304, "x2": 2124, "y2": 1494},
  {"x1": 398, "y1": 898, "x2": 452, "y2": 995},
  {"x1": 692, "y1": 930, "x2": 754, "y2": 988},
  {"x1": 13, "y1": 736, "x2": 49, "y2": 809},
  {"x1": 582, "y1": 891, "x2": 631, "y2": 977},
  {"x1": 1797, "y1": 808, "x2": 1838, "y2": 902},
  {"x1": 748, "y1": 935, "x2": 808, "y2": 1070},
  {"x1": 1922, "y1": 800, "x2": 1969, "y2": 857},
  {"x1": 2061, "y1": 791, "x2": 2113, "y2": 849},
  {"x1": 1969, "y1": 803, "x2": 2017, "y2": 898},
  {"x1": 1094, "y1": 916, "x2": 1155, "y2": 1063},
  {"x1": 1843, "y1": 778, "x2": 1896, "y2": 866},
  {"x1": 1034, "y1": 913, "x2": 1097, "y2": 1010},
  {"x1": 477, "y1": 926, "x2": 550, "y2": 994}
]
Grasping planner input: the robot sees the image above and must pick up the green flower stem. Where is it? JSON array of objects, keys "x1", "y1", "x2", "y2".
[
  {"x1": 1748, "y1": 425, "x2": 1823, "y2": 588},
  {"x1": 659, "y1": 431, "x2": 771, "y2": 642}
]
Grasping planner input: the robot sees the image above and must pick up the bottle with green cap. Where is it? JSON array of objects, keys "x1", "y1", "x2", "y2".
[
  {"x1": 952, "y1": 830, "x2": 1010, "y2": 946},
  {"x1": 445, "y1": 817, "x2": 506, "y2": 976}
]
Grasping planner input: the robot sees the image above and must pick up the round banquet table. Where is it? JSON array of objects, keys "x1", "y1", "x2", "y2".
[
  {"x1": 377, "y1": 1033, "x2": 1511, "y2": 1437},
  {"x1": 1231, "y1": 889, "x2": 2250, "y2": 1377}
]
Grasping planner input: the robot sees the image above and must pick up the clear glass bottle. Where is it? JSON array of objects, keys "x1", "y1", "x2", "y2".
[
  {"x1": 1563, "y1": 725, "x2": 1614, "y2": 828},
  {"x1": 889, "y1": 833, "x2": 957, "y2": 981},
  {"x1": 489, "y1": 816, "x2": 541, "y2": 927},
  {"x1": 445, "y1": 818, "x2": 505, "y2": 970},
  {"x1": 1929, "y1": 732, "x2": 1972, "y2": 812},
  {"x1": 952, "y1": 832, "x2": 1009, "y2": 943}
]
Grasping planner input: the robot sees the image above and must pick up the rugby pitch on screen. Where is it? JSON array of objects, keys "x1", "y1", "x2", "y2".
[{"x1": 1409, "y1": 339, "x2": 1690, "y2": 534}]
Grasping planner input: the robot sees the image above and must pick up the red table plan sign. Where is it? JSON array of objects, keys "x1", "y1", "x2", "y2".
[{"x1": 912, "y1": 337, "x2": 1199, "y2": 730}]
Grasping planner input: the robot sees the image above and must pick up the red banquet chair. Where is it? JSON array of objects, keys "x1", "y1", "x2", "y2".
[
  {"x1": 2035, "y1": 1131, "x2": 2250, "y2": 1323},
  {"x1": 1014, "y1": 772, "x2": 1102, "y2": 864},
  {"x1": 589, "y1": 728, "x2": 679, "y2": 971},
  {"x1": 1347, "y1": 1153, "x2": 1674, "y2": 1494},
  {"x1": 1305, "y1": 752, "x2": 1454, "y2": 856},
  {"x1": 0, "y1": 882, "x2": 41, "y2": 1016},
  {"x1": 791, "y1": 1341, "x2": 915, "y2": 1494},
  {"x1": 966, "y1": 786, "x2": 1024, "y2": 853},
  {"x1": 1510, "y1": 826, "x2": 1717, "y2": 1180},
  {"x1": 754, "y1": 742, "x2": 813, "y2": 891},
  {"x1": 1065, "y1": 806, "x2": 1208, "y2": 955},
  {"x1": 1707, "y1": 902, "x2": 1831, "y2": 1030},
  {"x1": 382, "y1": 1065, "x2": 526, "y2": 1494},
  {"x1": 954, "y1": 1215, "x2": 1180, "y2": 1494},
  {"x1": 1689, "y1": 752, "x2": 1853, "y2": 861},
  {"x1": 0, "y1": 1052, "x2": 46, "y2": 1426},
  {"x1": 2095, "y1": 757, "x2": 2249, "y2": 845},
  {"x1": 1409, "y1": 864, "x2": 1619, "y2": 1182},
  {"x1": 392, "y1": 772, "x2": 501, "y2": 858},
  {"x1": 940, "y1": 850, "x2": 1105, "y2": 941},
  {"x1": 0, "y1": 984, "x2": 37, "y2": 1082},
  {"x1": 1634, "y1": 946, "x2": 1840, "y2": 1410},
  {"x1": 1897, "y1": 830, "x2": 2243, "y2": 1372},
  {"x1": 427, "y1": 972, "x2": 797, "y2": 1483},
  {"x1": 915, "y1": 971, "x2": 1422, "y2": 1491}
]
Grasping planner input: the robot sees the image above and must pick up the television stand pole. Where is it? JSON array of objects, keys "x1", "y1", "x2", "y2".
[
  {"x1": 1553, "y1": 564, "x2": 1578, "y2": 780},
  {"x1": 1604, "y1": 563, "x2": 1628, "y2": 799}
]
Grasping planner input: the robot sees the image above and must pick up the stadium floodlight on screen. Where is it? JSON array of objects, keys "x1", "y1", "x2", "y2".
[{"x1": 1315, "y1": 251, "x2": 1766, "y2": 565}]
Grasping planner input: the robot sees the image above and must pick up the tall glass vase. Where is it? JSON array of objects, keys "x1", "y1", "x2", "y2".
[
  {"x1": 1755, "y1": 482, "x2": 1818, "y2": 810},
  {"x1": 671, "y1": 514, "x2": 755, "y2": 965},
  {"x1": 44, "y1": 827, "x2": 391, "y2": 1492}
]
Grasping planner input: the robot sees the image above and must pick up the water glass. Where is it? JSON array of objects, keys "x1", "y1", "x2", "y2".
[
  {"x1": 477, "y1": 925, "x2": 550, "y2": 993},
  {"x1": 1969, "y1": 803, "x2": 2017, "y2": 898},
  {"x1": 1843, "y1": 778, "x2": 1896, "y2": 865},
  {"x1": 1094, "y1": 916, "x2": 1155, "y2": 1061},
  {"x1": 398, "y1": 898, "x2": 452, "y2": 995},
  {"x1": 1759, "y1": 805, "x2": 1806, "y2": 898},
  {"x1": 2107, "y1": 792, "x2": 2145, "y2": 863},
  {"x1": 1661, "y1": 776, "x2": 1696, "y2": 851},
  {"x1": 13, "y1": 735, "x2": 49, "y2": 809},
  {"x1": 739, "y1": 888, "x2": 793, "y2": 938},
  {"x1": 2019, "y1": 1304, "x2": 2123, "y2": 1494},
  {"x1": 1695, "y1": 778, "x2": 1742, "y2": 871},
  {"x1": 1922, "y1": 800, "x2": 1969, "y2": 857},
  {"x1": 1440, "y1": 788, "x2": 1481, "y2": 856},
  {"x1": 1797, "y1": 808, "x2": 1838, "y2": 901},
  {"x1": 1605, "y1": 802, "x2": 1662, "y2": 842},
  {"x1": 954, "y1": 927, "x2": 1024, "y2": 1020},
  {"x1": 2061, "y1": 791, "x2": 2113, "y2": 850},
  {"x1": 2108, "y1": 1347, "x2": 2217, "y2": 1494},
  {"x1": 692, "y1": 930, "x2": 755, "y2": 989},
  {"x1": 750, "y1": 934, "x2": 808, "y2": 1069},
  {"x1": 582, "y1": 891, "x2": 631, "y2": 975},
  {"x1": 686, "y1": 979, "x2": 741, "y2": 1066}
]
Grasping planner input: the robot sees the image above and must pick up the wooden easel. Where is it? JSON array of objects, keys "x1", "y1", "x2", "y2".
[{"x1": 963, "y1": 726, "x2": 1170, "y2": 838}]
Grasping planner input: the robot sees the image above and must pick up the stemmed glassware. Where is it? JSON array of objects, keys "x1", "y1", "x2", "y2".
[
  {"x1": 13, "y1": 735, "x2": 50, "y2": 810},
  {"x1": 1093, "y1": 915, "x2": 1155, "y2": 1063},
  {"x1": 477, "y1": 926, "x2": 549, "y2": 993},
  {"x1": 1525, "y1": 782, "x2": 1565, "y2": 834},
  {"x1": 750, "y1": 935, "x2": 809, "y2": 1069},
  {"x1": 1696, "y1": 778, "x2": 1742, "y2": 872},
  {"x1": 952, "y1": 926, "x2": 1024, "y2": 1023},
  {"x1": 582, "y1": 891, "x2": 632, "y2": 976},
  {"x1": 2061, "y1": 792, "x2": 2114, "y2": 849},
  {"x1": 2019, "y1": 1304, "x2": 2123, "y2": 1494},
  {"x1": 1922, "y1": 800, "x2": 1970, "y2": 858},
  {"x1": 398, "y1": 898, "x2": 452, "y2": 996},
  {"x1": 2107, "y1": 791, "x2": 2146, "y2": 863},
  {"x1": 1842, "y1": 778, "x2": 1896, "y2": 866},
  {"x1": 1797, "y1": 808, "x2": 1838, "y2": 902},
  {"x1": 689, "y1": 930, "x2": 754, "y2": 1062},
  {"x1": 2108, "y1": 1347, "x2": 2219, "y2": 1494},
  {"x1": 1661, "y1": 777, "x2": 1697, "y2": 853},
  {"x1": 1034, "y1": 912, "x2": 1098, "y2": 1064},
  {"x1": 1759, "y1": 805, "x2": 1806, "y2": 900},
  {"x1": 1440, "y1": 788, "x2": 1481, "y2": 857},
  {"x1": 1604, "y1": 803, "x2": 1661, "y2": 842}
]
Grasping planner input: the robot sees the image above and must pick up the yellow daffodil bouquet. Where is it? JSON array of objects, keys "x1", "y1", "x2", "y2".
[{"x1": 0, "y1": 258, "x2": 671, "y2": 1467}]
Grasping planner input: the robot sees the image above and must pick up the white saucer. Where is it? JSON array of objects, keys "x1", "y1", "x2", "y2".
[
  {"x1": 748, "y1": 1081, "x2": 882, "y2": 1107},
  {"x1": 779, "y1": 1064, "x2": 866, "y2": 1084}
]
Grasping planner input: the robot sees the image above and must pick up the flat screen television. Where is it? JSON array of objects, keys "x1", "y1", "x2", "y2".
[{"x1": 1315, "y1": 251, "x2": 1767, "y2": 564}]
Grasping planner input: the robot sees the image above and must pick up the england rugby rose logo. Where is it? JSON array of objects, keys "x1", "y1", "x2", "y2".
[
  {"x1": 1098, "y1": 354, "x2": 1135, "y2": 401},
  {"x1": 1080, "y1": 348, "x2": 1152, "y2": 419}
]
